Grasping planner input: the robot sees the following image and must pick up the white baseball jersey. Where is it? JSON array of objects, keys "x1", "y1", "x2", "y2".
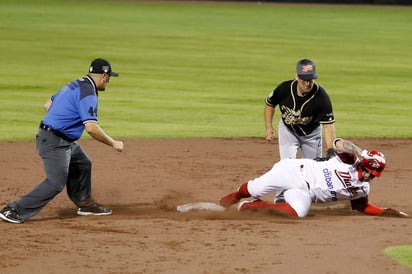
[
  {"x1": 246, "y1": 153, "x2": 369, "y2": 217},
  {"x1": 299, "y1": 157, "x2": 370, "y2": 203}
]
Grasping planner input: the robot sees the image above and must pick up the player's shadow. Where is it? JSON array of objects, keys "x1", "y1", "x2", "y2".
[
  {"x1": 30, "y1": 202, "x2": 154, "y2": 222},
  {"x1": 28, "y1": 200, "x2": 360, "y2": 223}
]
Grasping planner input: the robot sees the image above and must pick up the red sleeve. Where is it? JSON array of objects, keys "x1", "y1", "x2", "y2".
[
  {"x1": 335, "y1": 151, "x2": 357, "y2": 165},
  {"x1": 350, "y1": 196, "x2": 384, "y2": 216},
  {"x1": 362, "y1": 203, "x2": 385, "y2": 215}
]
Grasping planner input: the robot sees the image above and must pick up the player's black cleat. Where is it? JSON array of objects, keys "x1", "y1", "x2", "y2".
[
  {"x1": 77, "y1": 203, "x2": 112, "y2": 216},
  {"x1": 0, "y1": 206, "x2": 24, "y2": 224}
]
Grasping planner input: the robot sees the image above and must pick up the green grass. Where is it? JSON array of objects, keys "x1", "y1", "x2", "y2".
[
  {"x1": 384, "y1": 245, "x2": 412, "y2": 270},
  {"x1": 0, "y1": 0, "x2": 411, "y2": 140}
]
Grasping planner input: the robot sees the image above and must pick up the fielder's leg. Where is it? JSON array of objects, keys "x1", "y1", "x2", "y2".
[
  {"x1": 300, "y1": 125, "x2": 322, "y2": 159},
  {"x1": 277, "y1": 120, "x2": 299, "y2": 160}
]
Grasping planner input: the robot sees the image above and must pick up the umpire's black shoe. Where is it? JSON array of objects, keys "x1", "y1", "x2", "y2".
[
  {"x1": 77, "y1": 203, "x2": 112, "y2": 216},
  {"x1": 0, "y1": 206, "x2": 24, "y2": 224}
]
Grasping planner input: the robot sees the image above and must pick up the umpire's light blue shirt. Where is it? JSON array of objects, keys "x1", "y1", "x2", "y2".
[{"x1": 42, "y1": 76, "x2": 98, "y2": 140}]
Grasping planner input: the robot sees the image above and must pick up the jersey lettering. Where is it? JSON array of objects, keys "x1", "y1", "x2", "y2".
[
  {"x1": 323, "y1": 168, "x2": 337, "y2": 201},
  {"x1": 335, "y1": 170, "x2": 361, "y2": 198},
  {"x1": 323, "y1": 168, "x2": 333, "y2": 189},
  {"x1": 88, "y1": 106, "x2": 97, "y2": 117},
  {"x1": 330, "y1": 191, "x2": 337, "y2": 201},
  {"x1": 336, "y1": 170, "x2": 351, "y2": 187}
]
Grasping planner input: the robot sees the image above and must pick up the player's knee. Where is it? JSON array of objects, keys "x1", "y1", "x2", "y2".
[
  {"x1": 46, "y1": 179, "x2": 66, "y2": 193},
  {"x1": 290, "y1": 201, "x2": 311, "y2": 217},
  {"x1": 284, "y1": 189, "x2": 311, "y2": 217}
]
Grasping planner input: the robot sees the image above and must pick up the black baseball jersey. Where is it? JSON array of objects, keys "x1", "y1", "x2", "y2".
[{"x1": 265, "y1": 80, "x2": 334, "y2": 136}]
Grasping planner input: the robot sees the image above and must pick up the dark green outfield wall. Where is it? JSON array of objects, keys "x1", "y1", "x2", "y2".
[{"x1": 245, "y1": 0, "x2": 411, "y2": 5}]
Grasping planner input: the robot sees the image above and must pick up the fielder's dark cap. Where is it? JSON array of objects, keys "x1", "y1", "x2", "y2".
[
  {"x1": 296, "y1": 59, "x2": 317, "y2": 80},
  {"x1": 89, "y1": 58, "x2": 119, "y2": 77}
]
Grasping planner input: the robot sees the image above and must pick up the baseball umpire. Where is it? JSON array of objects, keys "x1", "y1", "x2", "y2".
[
  {"x1": 0, "y1": 58, "x2": 124, "y2": 224},
  {"x1": 264, "y1": 58, "x2": 336, "y2": 160}
]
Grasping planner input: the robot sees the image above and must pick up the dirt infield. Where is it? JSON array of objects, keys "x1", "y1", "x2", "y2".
[{"x1": 0, "y1": 137, "x2": 411, "y2": 274}]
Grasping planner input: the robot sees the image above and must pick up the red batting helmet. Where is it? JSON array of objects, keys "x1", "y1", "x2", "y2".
[{"x1": 360, "y1": 150, "x2": 386, "y2": 177}]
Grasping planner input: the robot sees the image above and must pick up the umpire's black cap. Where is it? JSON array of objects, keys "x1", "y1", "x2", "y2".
[
  {"x1": 296, "y1": 59, "x2": 317, "y2": 80},
  {"x1": 89, "y1": 58, "x2": 119, "y2": 77}
]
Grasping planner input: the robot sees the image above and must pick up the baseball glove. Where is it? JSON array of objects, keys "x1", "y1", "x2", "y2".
[
  {"x1": 314, "y1": 148, "x2": 335, "y2": 162},
  {"x1": 380, "y1": 208, "x2": 409, "y2": 218}
]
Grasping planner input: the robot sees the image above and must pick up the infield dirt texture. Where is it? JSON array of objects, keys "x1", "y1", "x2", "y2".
[{"x1": 0, "y1": 137, "x2": 411, "y2": 273}]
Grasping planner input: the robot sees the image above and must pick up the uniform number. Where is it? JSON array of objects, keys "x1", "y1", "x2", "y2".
[{"x1": 88, "y1": 107, "x2": 97, "y2": 117}]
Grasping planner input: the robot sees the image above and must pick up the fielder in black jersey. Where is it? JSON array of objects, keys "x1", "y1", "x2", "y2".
[{"x1": 264, "y1": 59, "x2": 336, "y2": 162}]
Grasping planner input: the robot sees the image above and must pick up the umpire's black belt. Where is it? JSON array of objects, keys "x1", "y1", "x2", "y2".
[{"x1": 39, "y1": 122, "x2": 75, "y2": 142}]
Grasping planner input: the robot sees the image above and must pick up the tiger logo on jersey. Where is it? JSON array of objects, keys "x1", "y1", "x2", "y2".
[{"x1": 280, "y1": 105, "x2": 313, "y2": 125}]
